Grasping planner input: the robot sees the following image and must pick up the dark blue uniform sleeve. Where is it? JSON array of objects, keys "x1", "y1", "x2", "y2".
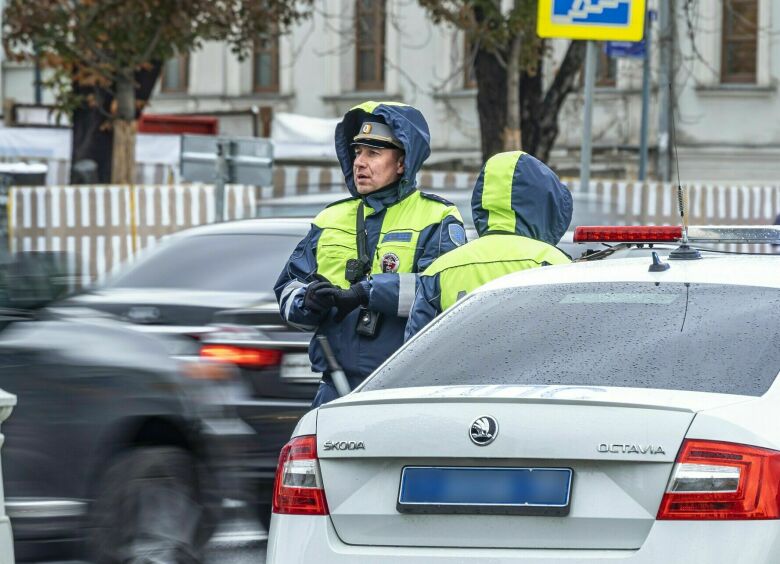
[
  {"x1": 404, "y1": 272, "x2": 442, "y2": 340},
  {"x1": 274, "y1": 225, "x2": 327, "y2": 331},
  {"x1": 416, "y1": 213, "x2": 467, "y2": 272},
  {"x1": 368, "y1": 210, "x2": 465, "y2": 318}
]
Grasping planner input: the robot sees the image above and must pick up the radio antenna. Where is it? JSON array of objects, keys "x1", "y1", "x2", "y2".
[
  {"x1": 669, "y1": 83, "x2": 688, "y2": 243},
  {"x1": 668, "y1": 83, "x2": 700, "y2": 261}
]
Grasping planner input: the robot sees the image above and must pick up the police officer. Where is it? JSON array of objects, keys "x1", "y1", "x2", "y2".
[
  {"x1": 405, "y1": 150, "x2": 572, "y2": 339},
  {"x1": 275, "y1": 101, "x2": 465, "y2": 406}
]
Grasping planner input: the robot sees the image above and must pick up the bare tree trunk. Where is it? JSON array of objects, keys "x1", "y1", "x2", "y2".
[
  {"x1": 111, "y1": 74, "x2": 137, "y2": 185},
  {"x1": 520, "y1": 40, "x2": 586, "y2": 163},
  {"x1": 503, "y1": 33, "x2": 522, "y2": 152},
  {"x1": 71, "y1": 84, "x2": 114, "y2": 183},
  {"x1": 71, "y1": 61, "x2": 161, "y2": 185},
  {"x1": 70, "y1": 61, "x2": 162, "y2": 184},
  {"x1": 474, "y1": 47, "x2": 507, "y2": 163}
]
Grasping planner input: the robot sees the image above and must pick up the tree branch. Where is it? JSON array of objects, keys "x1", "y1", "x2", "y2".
[
  {"x1": 541, "y1": 40, "x2": 586, "y2": 117},
  {"x1": 137, "y1": 23, "x2": 167, "y2": 69}
]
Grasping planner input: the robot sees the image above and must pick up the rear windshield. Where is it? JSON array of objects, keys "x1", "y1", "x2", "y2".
[
  {"x1": 364, "y1": 283, "x2": 780, "y2": 396},
  {"x1": 106, "y1": 233, "x2": 298, "y2": 292}
]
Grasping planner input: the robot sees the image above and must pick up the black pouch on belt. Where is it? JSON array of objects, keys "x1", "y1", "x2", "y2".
[{"x1": 355, "y1": 306, "x2": 381, "y2": 338}]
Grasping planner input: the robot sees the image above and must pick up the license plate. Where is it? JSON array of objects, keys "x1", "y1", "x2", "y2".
[
  {"x1": 280, "y1": 353, "x2": 320, "y2": 383},
  {"x1": 397, "y1": 466, "x2": 572, "y2": 516}
]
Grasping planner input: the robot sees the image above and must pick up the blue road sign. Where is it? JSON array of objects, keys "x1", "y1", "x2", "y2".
[
  {"x1": 538, "y1": 0, "x2": 646, "y2": 41},
  {"x1": 605, "y1": 40, "x2": 646, "y2": 58},
  {"x1": 552, "y1": 0, "x2": 630, "y2": 25}
]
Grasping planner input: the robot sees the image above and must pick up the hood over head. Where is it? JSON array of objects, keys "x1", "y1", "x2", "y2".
[
  {"x1": 335, "y1": 101, "x2": 431, "y2": 206},
  {"x1": 471, "y1": 151, "x2": 573, "y2": 244}
]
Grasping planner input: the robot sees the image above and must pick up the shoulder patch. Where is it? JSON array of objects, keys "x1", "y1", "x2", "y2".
[
  {"x1": 418, "y1": 191, "x2": 456, "y2": 207},
  {"x1": 448, "y1": 224, "x2": 467, "y2": 246}
]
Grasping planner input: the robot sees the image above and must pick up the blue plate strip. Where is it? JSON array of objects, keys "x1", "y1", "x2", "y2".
[{"x1": 399, "y1": 466, "x2": 572, "y2": 508}]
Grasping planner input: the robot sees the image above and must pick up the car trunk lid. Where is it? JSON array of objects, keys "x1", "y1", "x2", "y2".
[
  {"x1": 65, "y1": 288, "x2": 273, "y2": 327},
  {"x1": 315, "y1": 385, "x2": 751, "y2": 549}
]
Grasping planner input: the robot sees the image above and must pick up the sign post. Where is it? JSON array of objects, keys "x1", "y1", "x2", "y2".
[
  {"x1": 638, "y1": 11, "x2": 654, "y2": 181},
  {"x1": 605, "y1": 11, "x2": 656, "y2": 180},
  {"x1": 180, "y1": 135, "x2": 273, "y2": 222},
  {"x1": 580, "y1": 41, "x2": 598, "y2": 194},
  {"x1": 537, "y1": 0, "x2": 646, "y2": 192}
]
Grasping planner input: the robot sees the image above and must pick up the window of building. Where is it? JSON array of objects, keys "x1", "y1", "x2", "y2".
[
  {"x1": 464, "y1": 34, "x2": 477, "y2": 89},
  {"x1": 596, "y1": 46, "x2": 617, "y2": 87},
  {"x1": 721, "y1": 0, "x2": 758, "y2": 83},
  {"x1": 355, "y1": 0, "x2": 386, "y2": 91},
  {"x1": 578, "y1": 44, "x2": 617, "y2": 89},
  {"x1": 161, "y1": 52, "x2": 189, "y2": 93},
  {"x1": 254, "y1": 33, "x2": 280, "y2": 93}
]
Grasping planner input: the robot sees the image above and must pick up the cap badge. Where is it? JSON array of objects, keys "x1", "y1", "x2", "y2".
[{"x1": 362, "y1": 123, "x2": 373, "y2": 134}]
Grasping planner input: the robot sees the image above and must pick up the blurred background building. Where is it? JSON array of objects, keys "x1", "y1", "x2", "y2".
[{"x1": 0, "y1": 0, "x2": 775, "y2": 182}]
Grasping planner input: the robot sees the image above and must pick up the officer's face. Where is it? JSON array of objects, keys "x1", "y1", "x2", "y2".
[{"x1": 353, "y1": 145, "x2": 405, "y2": 195}]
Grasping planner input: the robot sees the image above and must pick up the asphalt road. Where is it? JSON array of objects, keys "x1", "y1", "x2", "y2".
[
  {"x1": 205, "y1": 538, "x2": 267, "y2": 564},
  {"x1": 36, "y1": 517, "x2": 268, "y2": 564},
  {"x1": 205, "y1": 517, "x2": 267, "y2": 563}
]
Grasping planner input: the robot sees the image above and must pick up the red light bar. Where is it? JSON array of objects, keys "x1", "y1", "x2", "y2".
[
  {"x1": 200, "y1": 344, "x2": 283, "y2": 368},
  {"x1": 573, "y1": 225, "x2": 683, "y2": 243}
]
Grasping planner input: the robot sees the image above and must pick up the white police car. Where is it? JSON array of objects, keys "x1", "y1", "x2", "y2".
[{"x1": 267, "y1": 225, "x2": 780, "y2": 563}]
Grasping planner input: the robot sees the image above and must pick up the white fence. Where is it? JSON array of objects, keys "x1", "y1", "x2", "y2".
[
  {"x1": 10, "y1": 184, "x2": 256, "y2": 285},
  {"x1": 9, "y1": 172, "x2": 780, "y2": 286}
]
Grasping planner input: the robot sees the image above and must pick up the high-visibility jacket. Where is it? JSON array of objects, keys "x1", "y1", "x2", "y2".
[
  {"x1": 275, "y1": 101, "x2": 465, "y2": 384},
  {"x1": 405, "y1": 151, "x2": 572, "y2": 339}
]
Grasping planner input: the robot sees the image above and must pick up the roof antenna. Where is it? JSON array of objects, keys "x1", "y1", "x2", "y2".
[{"x1": 668, "y1": 83, "x2": 701, "y2": 261}]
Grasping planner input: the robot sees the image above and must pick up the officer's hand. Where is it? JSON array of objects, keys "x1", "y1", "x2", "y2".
[
  {"x1": 304, "y1": 280, "x2": 336, "y2": 314},
  {"x1": 319, "y1": 283, "x2": 369, "y2": 322}
]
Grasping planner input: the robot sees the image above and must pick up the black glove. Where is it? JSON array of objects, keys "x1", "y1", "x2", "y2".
[
  {"x1": 303, "y1": 280, "x2": 336, "y2": 314},
  {"x1": 319, "y1": 283, "x2": 369, "y2": 322}
]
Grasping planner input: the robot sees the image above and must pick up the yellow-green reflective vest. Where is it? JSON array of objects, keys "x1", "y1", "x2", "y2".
[
  {"x1": 423, "y1": 233, "x2": 570, "y2": 311},
  {"x1": 312, "y1": 193, "x2": 463, "y2": 289}
]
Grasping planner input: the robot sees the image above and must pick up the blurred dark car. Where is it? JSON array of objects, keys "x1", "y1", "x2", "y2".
[
  {"x1": 65, "y1": 218, "x2": 317, "y2": 527},
  {"x1": 0, "y1": 252, "x2": 229, "y2": 562}
]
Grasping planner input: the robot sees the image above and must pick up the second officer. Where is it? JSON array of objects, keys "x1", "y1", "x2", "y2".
[{"x1": 405, "y1": 150, "x2": 572, "y2": 339}]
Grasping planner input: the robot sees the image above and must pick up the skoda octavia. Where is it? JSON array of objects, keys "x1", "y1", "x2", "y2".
[{"x1": 267, "y1": 230, "x2": 780, "y2": 563}]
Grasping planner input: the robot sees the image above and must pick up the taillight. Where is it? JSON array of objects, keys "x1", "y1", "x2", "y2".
[
  {"x1": 199, "y1": 344, "x2": 283, "y2": 368},
  {"x1": 657, "y1": 439, "x2": 780, "y2": 520},
  {"x1": 179, "y1": 359, "x2": 235, "y2": 381},
  {"x1": 272, "y1": 435, "x2": 328, "y2": 516}
]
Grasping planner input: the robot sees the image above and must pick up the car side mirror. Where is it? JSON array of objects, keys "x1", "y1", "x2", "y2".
[{"x1": 3, "y1": 252, "x2": 70, "y2": 310}]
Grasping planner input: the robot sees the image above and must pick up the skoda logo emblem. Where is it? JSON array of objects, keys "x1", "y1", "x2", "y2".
[{"x1": 469, "y1": 415, "x2": 498, "y2": 446}]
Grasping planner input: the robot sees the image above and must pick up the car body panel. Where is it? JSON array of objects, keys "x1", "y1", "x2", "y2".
[
  {"x1": 314, "y1": 388, "x2": 746, "y2": 549},
  {"x1": 267, "y1": 515, "x2": 780, "y2": 563}
]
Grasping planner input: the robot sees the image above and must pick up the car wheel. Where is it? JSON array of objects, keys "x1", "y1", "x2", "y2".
[{"x1": 89, "y1": 446, "x2": 206, "y2": 564}]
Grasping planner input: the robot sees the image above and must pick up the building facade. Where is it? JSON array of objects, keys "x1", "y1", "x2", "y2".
[{"x1": 1, "y1": 0, "x2": 777, "y2": 182}]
